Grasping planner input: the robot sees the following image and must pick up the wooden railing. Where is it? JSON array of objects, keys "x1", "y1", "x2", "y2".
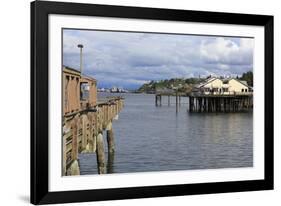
[
  {"x1": 190, "y1": 91, "x2": 253, "y2": 97},
  {"x1": 62, "y1": 97, "x2": 124, "y2": 175}
]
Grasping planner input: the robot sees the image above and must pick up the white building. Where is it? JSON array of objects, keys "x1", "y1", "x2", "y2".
[{"x1": 193, "y1": 77, "x2": 253, "y2": 95}]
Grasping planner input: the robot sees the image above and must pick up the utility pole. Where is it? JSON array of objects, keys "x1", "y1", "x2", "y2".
[{"x1": 77, "y1": 44, "x2": 84, "y2": 74}]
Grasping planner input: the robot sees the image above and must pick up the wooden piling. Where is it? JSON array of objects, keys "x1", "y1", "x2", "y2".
[
  {"x1": 106, "y1": 121, "x2": 115, "y2": 153},
  {"x1": 92, "y1": 135, "x2": 97, "y2": 152},
  {"x1": 72, "y1": 118, "x2": 78, "y2": 161},
  {"x1": 176, "y1": 92, "x2": 178, "y2": 112},
  {"x1": 188, "y1": 94, "x2": 252, "y2": 113},
  {"x1": 96, "y1": 132, "x2": 106, "y2": 174},
  {"x1": 107, "y1": 150, "x2": 115, "y2": 174},
  {"x1": 168, "y1": 95, "x2": 170, "y2": 106},
  {"x1": 63, "y1": 96, "x2": 124, "y2": 176}
]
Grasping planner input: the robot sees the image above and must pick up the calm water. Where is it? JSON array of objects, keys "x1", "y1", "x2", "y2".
[{"x1": 79, "y1": 93, "x2": 253, "y2": 175}]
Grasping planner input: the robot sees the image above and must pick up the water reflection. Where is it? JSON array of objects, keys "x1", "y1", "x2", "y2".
[{"x1": 107, "y1": 151, "x2": 115, "y2": 174}]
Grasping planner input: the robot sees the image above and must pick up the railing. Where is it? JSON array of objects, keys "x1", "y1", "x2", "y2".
[
  {"x1": 190, "y1": 91, "x2": 253, "y2": 97},
  {"x1": 62, "y1": 97, "x2": 124, "y2": 175}
]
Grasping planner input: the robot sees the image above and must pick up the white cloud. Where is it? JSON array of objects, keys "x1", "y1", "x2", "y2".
[
  {"x1": 200, "y1": 37, "x2": 254, "y2": 66},
  {"x1": 63, "y1": 30, "x2": 254, "y2": 89}
]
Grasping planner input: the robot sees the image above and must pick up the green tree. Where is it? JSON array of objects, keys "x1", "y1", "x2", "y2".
[{"x1": 239, "y1": 71, "x2": 253, "y2": 86}]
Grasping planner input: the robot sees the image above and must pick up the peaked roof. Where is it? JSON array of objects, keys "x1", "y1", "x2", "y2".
[
  {"x1": 194, "y1": 77, "x2": 250, "y2": 89},
  {"x1": 63, "y1": 65, "x2": 81, "y2": 73},
  {"x1": 228, "y1": 78, "x2": 249, "y2": 87},
  {"x1": 63, "y1": 65, "x2": 97, "y2": 82},
  {"x1": 239, "y1": 80, "x2": 248, "y2": 86},
  {"x1": 196, "y1": 77, "x2": 220, "y2": 88}
]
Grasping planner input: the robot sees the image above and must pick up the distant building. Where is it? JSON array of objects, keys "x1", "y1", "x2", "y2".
[
  {"x1": 111, "y1": 86, "x2": 118, "y2": 93},
  {"x1": 192, "y1": 77, "x2": 253, "y2": 95},
  {"x1": 110, "y1": 86, "x2": 128, "y2": 93}
]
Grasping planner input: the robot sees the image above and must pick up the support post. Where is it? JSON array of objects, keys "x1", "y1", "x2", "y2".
[
  {"x1": 168, "y1": 95, "x2": 170, "y2": 106},
  {"x1": 96, "y1": 132, "x2": 106, "y2": 174},
  {"x1": 92, "y1": 135, "x2": 97, "y2": 152},
  {"x1": 176, "y1": 92, "x2": 178, "y2": 112},
  {"x1": 106, "y1": 121, "x2": 115, "y2": 173},
  {"x1": 106, "y1": 121, "x2": 115, "y2": 153},
  {"x1": 189, "y1": 96, "x2": 191, "y2": 112},
  {"x1": 155, "y1": 95, "x2": 159, "y2": 106}
]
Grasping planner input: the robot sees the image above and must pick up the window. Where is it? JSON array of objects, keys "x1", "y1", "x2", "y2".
[
  {"x1": 241, "y1": 89, "x2": 244, "y2": 92},
  {"x1": 80, "y1": 83, "x2": 90, "y2": 100}
]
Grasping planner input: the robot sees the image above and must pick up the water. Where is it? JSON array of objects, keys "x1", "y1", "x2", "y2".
[{"x1": 79, "y1": 93, "x2": 253, "y2": 175}]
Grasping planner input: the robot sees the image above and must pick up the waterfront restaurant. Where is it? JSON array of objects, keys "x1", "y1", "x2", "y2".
[{"x1": 192, "y1": 77, "x2": 253, "y2": 95}]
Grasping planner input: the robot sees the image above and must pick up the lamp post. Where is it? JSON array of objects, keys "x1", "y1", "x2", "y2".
[{"x1": 77, "y1": 44, "x2": 84, "y2": 74}]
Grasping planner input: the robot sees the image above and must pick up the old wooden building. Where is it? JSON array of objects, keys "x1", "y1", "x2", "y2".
[
  {"x1": 62, "y1": 66, "x2": 124, "y2": 175},
  {"x1": 189, "y1": 77, "x2": 253, "y2": 112}
]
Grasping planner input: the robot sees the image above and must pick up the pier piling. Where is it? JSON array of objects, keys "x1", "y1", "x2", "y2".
[
  {"x1": 106, "y1": 121, "x2": 115, "y2": 153},
  {"x1": 96, "y1": 132, "x2": 106, "y2": 174},
  {"x1": 168, "y1": 95, "x2": 170, "y2": 106},
  {"x1": 155, "y1": 94, "x2": 162, "y2": 106},
  {"x1": 188, "y1": 95, "x2": 252, "y2": 113}
]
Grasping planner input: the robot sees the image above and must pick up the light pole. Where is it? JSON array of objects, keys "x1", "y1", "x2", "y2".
[{"x1": 77, "y1": 44, "x2": 84, "y2": 74}]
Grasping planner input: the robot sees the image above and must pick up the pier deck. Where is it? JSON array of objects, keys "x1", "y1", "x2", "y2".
[
  {"x1": 188, "y1": 93, "x2": 253, "y2": 112},
  {"x1": 62, "y1": 66, "x2": 124, "y2": 175},
  {"x1": 63, "y1": 97, "x2": 124, "y2": 175}
]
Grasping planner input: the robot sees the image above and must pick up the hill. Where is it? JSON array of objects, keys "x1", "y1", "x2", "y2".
[
  {"x1": 137, "y1": 78, "x2": 200, "y2": 94},
  {"x1": 137, "y1": 71, "x2": 253, "y2": 94}
]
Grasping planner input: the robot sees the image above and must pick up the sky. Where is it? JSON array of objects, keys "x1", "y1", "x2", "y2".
[{"x1": 63, "y1": 29, "x2": 254, "y2": 90}]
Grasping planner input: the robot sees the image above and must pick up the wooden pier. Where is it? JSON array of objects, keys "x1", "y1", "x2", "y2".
[
  {"x1": 154, "y1": 89, "x2": 253, "y2": 113},
  {"x1": 155, "y1": 88, "x2": 186, "y2": 112},
  {"x1": 188, "y1": 94, "x2": 253, "y2": 112},
  {"x1": 62, "y1": 66, "x2": 124, "y2": 175},
  {"x1": 63, "y1": 97, "x2": 124, "y2": 175}
]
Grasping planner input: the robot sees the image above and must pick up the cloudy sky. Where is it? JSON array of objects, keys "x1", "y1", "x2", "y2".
[{"x1": 63, "y1": 29, "x2": 254, "y2": 89}]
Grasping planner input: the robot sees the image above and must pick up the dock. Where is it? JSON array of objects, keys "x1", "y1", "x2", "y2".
[
  {"x1": 62, "y1": 66, "x2": 124, "y2": 175},
  {"x1": 188, "y1": 93, "x2": 253, "y2": 112},
  {"x1": 154, "y1": 88, "x2": 186, "y2": 112},
  {"x1": 154, "y1": 77, "x2": 253, "y2": 113}
]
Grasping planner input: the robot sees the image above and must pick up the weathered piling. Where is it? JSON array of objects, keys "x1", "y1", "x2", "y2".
[
  {"x1": 107, "y1": 147, "x2": 115, "y2": 174},
  {"x1": 155, "y1": 95, "x2": 158, "y2": 106},
  {"x1": 155, "y1": 94, "x2": 163, "y2": 106},
  {"x1": 62, "y1": 97, "x2": 124, "y2": 176},
  {"x1": 188, "y1": 94, "x2": 253, "y2": 113},
  {"x1": 106, "y1": 121, "x2": 115, "y2": 153},
  {"x1": 67, "y1": 160, "x2": 80, "y2": 176},
  {"x1": 155, "y1": 91, "x2": 186, "y2": 113},
  {"x1": 106, "y1": 121, "x2": 115, "y2": 174},
  {"x1": 176, "y1": 94, "x2": 178, "y2": 113},
  {"x1": 168, "y1": 95, "x2": 170, "y2": 106},
  {"x1": 96, "y1": 132, "x2": 106, "y2": 174}
]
